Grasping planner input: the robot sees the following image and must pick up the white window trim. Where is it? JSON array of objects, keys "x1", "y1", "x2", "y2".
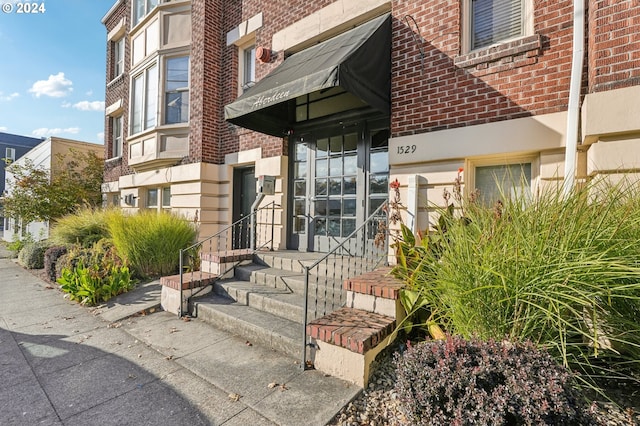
[
  {"x1": 145, "y1": 186, "x2": 171, "y2": 210},
  {"x1": 113, "y1": 37, "x2": 125, "y2": 78},
  {"x1": 133, "y1": 0, "x2": 159, "y2": 28},
  {"x1": 238, "y1": 40, "x2": 256, "y2": 96},
  {"x1": 111, "y1": 115, "x2": 123, "y2": 159},
  {"x1": 164, "y1": 55, "x2": 190, "y2": 125},
  {"x1": 5, "y1": 147, "x2": 16, "y2": 162},
  {"x1": 465, "y1": 153, "x2": 539, "y2": 202},
  {"x1": 130, "y1": 62, "x2": 159, "y2": 136},
  {"x1": 461, "y1": 0, "x2": 534, "y2": 54}
]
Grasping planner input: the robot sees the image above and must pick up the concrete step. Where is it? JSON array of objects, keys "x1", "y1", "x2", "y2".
[
  {"x1": 194, "y1": 293, "x2": 302, "y2": 359},
  {"x1": 253, "y1": 251, "x2": 326, "y2": 273},
  {"x1": 213, "y1": 278, "x2": 346, "y2": 323},
  {"x1": 235, "y1": 264, "x2": 343, "y2": 295}
]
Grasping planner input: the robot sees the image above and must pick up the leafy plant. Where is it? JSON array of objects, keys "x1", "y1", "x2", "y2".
[
  {"x1": 57, "y1": 261, "x2": 133, "y2": 306},
  {"x1": 394, "y1": 335, "x2": 595, "y2": 425},
  {"x1": 7, "y1": 233, "x2": 34, "y2": 257}
]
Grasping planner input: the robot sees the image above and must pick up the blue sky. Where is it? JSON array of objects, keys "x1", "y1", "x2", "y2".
[{"x1": 0, "y1": 0, "x2": 115, "y2": 144}]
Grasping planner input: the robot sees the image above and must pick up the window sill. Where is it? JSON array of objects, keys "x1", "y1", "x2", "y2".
[
  {"x1": 106, "y1": 156, "x2": 122, "y2": 164},
  {"x1": 107, "y1": 73, "x2": 126, "y2": 89},
  {"x1": 454, "y1": 34, "x2": 542, "y2": 70}
]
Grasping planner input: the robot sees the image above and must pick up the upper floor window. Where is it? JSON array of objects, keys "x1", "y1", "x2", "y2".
[
  {"x1": 241, "y1": 44, "x2": 255, "y2": 93},
  {"x1": 467, "y1": 0, "x2": 524, "y2": 51},
  {"x1": 131, "y1": 63, "x2": 158, "y2": 135},
  {"x1": 5, "y1": 147, "x2": 16, "y2": 164},
  {"x1": 111, "y1": 115, "x2": 123, "y2": 158},
  {"x1": 165, "y1": 56, "x2": 189, "y2": 124},
  {"x1": 113, "y1": 38, "x2": 125, "y2": 78},
  {"x1": 134, "y1": 0, "x2": 158, "y2": 26}
]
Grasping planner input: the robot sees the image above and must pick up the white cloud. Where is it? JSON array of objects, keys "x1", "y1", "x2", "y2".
[
  {"x1": 0, "y1": 92, "x2": 19, "y2": 101},
  {"x1": 72, "y1": 100, "x2": 105, "y2": 111},
  {"x1": 28, "y1": 72, "x2": 73, "y2": 98},
  {"x1": 61, "y1": 101, "x2": 71, "y2": 108},
  {"x1": 86, "y1": 90, "x2": 93, "y2": 96},
  {"x1": 0, "y1": 126, "x2": 8, "y2": 132},
  {"x1": 97, "y1": 132, "x2": 104, "y2": 143},
  {"x1": 31, "y1": 127, "x2": 80, "y2": 137}
]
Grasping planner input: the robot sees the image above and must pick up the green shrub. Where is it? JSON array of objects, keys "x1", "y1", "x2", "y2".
[
  {"x1": 17, "y1": 240, "x2": 51, "y2": 269},
  {"x1": 7, "y1": 234, "x2": 34, "y2": 258},
  {"x1": 44, "y1": 245, "x2": 68, "y2": 283},
  {"x1": 107, "y1": 210, "x2": 196, "y2": 279},
  {"x1": 58, "y1": 262, "x2": 133, "y2": 306},
  {"x1": 393, "y1": 179, "x2": 640, "y2": 392},
  {"x1": 394, "y1": 336, "x2": 595, "y2": 425},
  {"x1": 50, "y1": 208, "x2": 116, "y2": 247}
]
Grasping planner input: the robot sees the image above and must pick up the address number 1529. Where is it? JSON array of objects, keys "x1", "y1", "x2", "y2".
[{"x1": 396, "y1": 144, "x2": 417, "y2": 154}]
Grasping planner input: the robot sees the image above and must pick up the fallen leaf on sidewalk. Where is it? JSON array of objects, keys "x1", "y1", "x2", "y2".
[
  {"x1": 182, "y1": 317, "x2": 191, "y2": 322},
  {"x1": 228, "y1": 393, "x2": 241, "y2": 402},
  {"x1": 44, "y1": 285, "x2": 54, "y2": 290},
  {"x1": 267, "y1": 382, "x2": 278, "y2": 389},
  {"x1": 165, "y1": 355, "x2": 174, "y2": 360},
  {"x1": 169, "y1": 327, "x2": 179, "y2": 334},
  {"x1": 280, "y1": 384, "x2": 288, "y2": 391},
  {"x1": 245, "y1": 340, "x2": 252, "y2": 346},
  {"x1": 108, "y1": 322, "x2": 122, "y2": 329}
]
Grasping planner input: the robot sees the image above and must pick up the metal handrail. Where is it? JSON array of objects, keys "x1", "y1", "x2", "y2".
[
  {"x1": 178, "y1": 201, "x2": 277, "y2": 317},
  {"x1": 301, "y1": 200, "x2": 389, "y2": 368}
]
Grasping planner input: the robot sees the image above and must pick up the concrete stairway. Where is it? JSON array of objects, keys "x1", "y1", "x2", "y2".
[{"x1": 192, "y1": 251, "x2": 336, "y2": 360}]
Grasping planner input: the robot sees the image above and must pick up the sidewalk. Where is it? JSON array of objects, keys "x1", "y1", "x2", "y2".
[{"x1": 0, "y1": 247, "x2": 360, "y2": 425}]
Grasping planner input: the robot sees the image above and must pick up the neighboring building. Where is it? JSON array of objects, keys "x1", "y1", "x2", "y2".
[
  {"x1": 0, "y1": 132, "x2": 44, "y2": 230},
  {"x1": 3, "y1": 137, "x2": 104, "y2": 241},
  {"x1": 101, "y1": 0, "x2": 640, "y2": 251}
]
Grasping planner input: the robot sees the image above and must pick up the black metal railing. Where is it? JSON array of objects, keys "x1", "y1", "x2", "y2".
[
  {"x1": 301, "y1": 201, "x2": 389, "y2": 368},
  {"x1": 178, "y1": 201, "x2": 277, "y2": 316}
]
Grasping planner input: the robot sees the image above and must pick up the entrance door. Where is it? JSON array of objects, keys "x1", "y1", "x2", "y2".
[
  {"x1": 289, "y1": 124, "x2": 389, "y2": 252},
  {"x1": 233, "y1": 166, "x2": 256, "y2": 249}
]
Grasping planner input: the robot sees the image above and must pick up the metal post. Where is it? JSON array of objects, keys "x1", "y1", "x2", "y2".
[
  {"x1": 250, "y1": 193, "x2": 265, "y2": 251},
  {"x1": 178, "y1": 248, "x2": 184, "y2": 317},
  {"x1": 270, "y1": 203, "x2": 275, "y2": 251},
  {"x1": 301, "y1": 266, "x2": 310, "y2": 370}
]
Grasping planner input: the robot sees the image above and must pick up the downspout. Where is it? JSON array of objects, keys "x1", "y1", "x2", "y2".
[{"x1": 563, "y1": 0, "x2": 586, "y2": 196}]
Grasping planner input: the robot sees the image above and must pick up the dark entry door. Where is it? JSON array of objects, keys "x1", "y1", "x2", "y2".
[{"x1": 233, "y1": 166, "x2": 256, "y2": 249}]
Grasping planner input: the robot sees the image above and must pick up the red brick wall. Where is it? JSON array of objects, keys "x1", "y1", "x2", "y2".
[
  {"x1": 391, "y1": 0, "x2": 576, "y2": 137},
  {"x1": 189, "y1": 0, "x2": 224, "y2": 163},
  {"x1": 217, "y1": 0, "x2": 335, "y2": 162},
  {"x1": 588, "y1": 0, "x2": 640, "y2": 93},
  {"x1": 103, "y1": 1, "x2": 132, "y2": 183}
]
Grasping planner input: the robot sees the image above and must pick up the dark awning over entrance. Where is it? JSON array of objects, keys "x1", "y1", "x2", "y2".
[{"x1": 224, "y1": 14, "x2": 391, "y2": 137}]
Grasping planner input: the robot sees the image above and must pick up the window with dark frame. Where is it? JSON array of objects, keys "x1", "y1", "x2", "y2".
[{"x1": 470, "y1": 0, "x2": 523, "y2": 50}]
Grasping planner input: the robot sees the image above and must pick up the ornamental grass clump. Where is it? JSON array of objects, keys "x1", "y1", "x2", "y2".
[
  {"x1": 50, "y1": 207, "x2": 116, "y2": 247},
  {"x1": 394, "y1": 335, "x2": 595, "y2": 425},
  {"x1": 393, "y1": 178, "x2": 640, "y2": 392},
  {"x1": 107, "y1": 210, "x2": 197, "y2": 279}
]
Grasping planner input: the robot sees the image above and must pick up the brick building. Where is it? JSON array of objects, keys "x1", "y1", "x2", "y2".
[{"x1": 101, "y1": 0, "x2": 640, "y2": 251}]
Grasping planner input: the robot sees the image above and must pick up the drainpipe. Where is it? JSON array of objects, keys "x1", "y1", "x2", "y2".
[{"x1": 563, "y1": 0, "x2": 586, "y2": 196}]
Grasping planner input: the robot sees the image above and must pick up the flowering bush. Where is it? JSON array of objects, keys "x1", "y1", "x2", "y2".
[{"x1": 394, "y1": 335, "x2": 595, "y2": 425}]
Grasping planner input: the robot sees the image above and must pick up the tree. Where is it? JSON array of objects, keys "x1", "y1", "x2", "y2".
[{"x1": 3, "y1": 149, "x2": 103, "y2": 224}]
